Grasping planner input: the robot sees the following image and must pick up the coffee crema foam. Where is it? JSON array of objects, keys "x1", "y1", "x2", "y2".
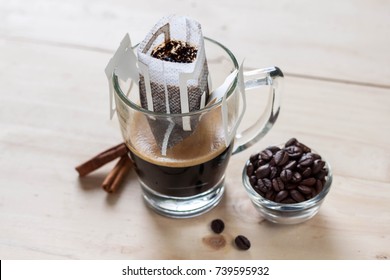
[{"x1": 126, "y1": 109, "x2": 228, "y2": 168}]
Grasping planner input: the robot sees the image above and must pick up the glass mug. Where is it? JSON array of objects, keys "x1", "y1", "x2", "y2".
[{"x1": 112, "y1": 38, "x2": 283, "y2": 218}]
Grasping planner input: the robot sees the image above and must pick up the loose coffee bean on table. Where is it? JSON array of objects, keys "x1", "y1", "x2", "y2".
[
  {"x1": 211, "y1": 219, "x2": 225, "y2": 234},
  {"x1": 234, "y1": 235, "x2": 251, "y2": 250},
  {"x1": 246, "y1": 138, "x2": 329, "y2": 204}
]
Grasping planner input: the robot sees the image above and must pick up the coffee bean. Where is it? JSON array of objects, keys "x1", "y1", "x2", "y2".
[
  {"x1": 250, "y1": 153, "x2": 260, "y2": 163},
  {"x1": 285, "y1": 146, "x2": 303, "y2": 158},
  {"x1": 299, "y1": 154, "x2": 314, "y2": 167},
  {"x1": 296, "y1": 142, "x2": 311, "y2": 153},
  {"x1": 285, "y1": 137, "x2": 298, "y2": 147},
  {"x1": 263, "y1": 178, "x2": 272, "y2": 188},
  {"x1": 249, "y1": 176, "x2": 257, "y2": 187},
  {"x1": 269, "y1": 166, "x2": 279, "y2": 179},
  {"x1": 290, "y1": 190, "x2": 305, "y2": 202},
  {"x1": 305, "y1": 194, "x2": 313, "y2": 200},
  {"x1": 211, "y1": 219, "x2": 225, "y2": 234},
  {"x1": 301, "y1": 167, "x2": 312, "y2": 178},
  {"x1": 275, "y1": 190, "x2": 289, "y2": 202},
  {"x1": 246, "y1": 163, "x2": 254, "y2": 177},
  {"x1": 291, "y1": 172, "x2": 302, "y2": 183},
  {"x1": 274, "y1": 150, "x2": 289, "y2": 166},
  {"x1": 286, "y1": 183, "x2": 298, "y2": 190},
  {"x1": 256, "y1": 159, "x2": 267, "y2": 167},
  {"x1": 253, "y1": 186, "x2": 265, "y2": 196},
  {"x1": 259, "y1": 149, "x2": 273, "y2": 161},
  {"x1": 310, "y1": 153, "x2": 322, "y2": 160},
  {"x1": 296, "y1": 164, "x2": 306, "y2": 172},
  {"x1": 317, "y1": 169, "x2": 328, "y2": 180},
  {"x1": 281, "y1": 198, "x2": 296, "y2": 204},
  {"x1": 297, "y1": 185, "x2": 312, "y2": 194},
  {"x1": 265, "y1": 190, "x2": 276, "y2": 201},
  {"x1": 235, "y1": 235, "x2": 251, "y2": 250},
  {"x1": 255, "y1": 164, "x2": 271, "y2": 179},
  {"x1": 283, "y1": 160, "x2": 297, "y2": 170},
  {"x1": 272, "y1": 178, "x2": 284, "y2": 192},
  {"x1": 280, "y1": 169, "x2": 293, "y2": 182},
  {"x1": 301, "y1": 177, "x2": 316, "y2": 186},
  {"x1": 257, "y1": 178, "x2": 272, "y2": 193},
  {"x1": 316, "y1": 179, "x2": 323, "y2": 193},
  {"x1": 267, "y1": 146, "x2": 281, "y2": 154},
  {"x1": 312, "y1": 159, "x2": 325, "y2": 174},
  {"x1": 268, "y1": 157, "x2": 277, "y2": 166}
]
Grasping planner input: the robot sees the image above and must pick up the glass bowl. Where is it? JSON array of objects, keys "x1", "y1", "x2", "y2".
[{"x1": 242, "y1": 149, "x2": 333, "y2": 224}]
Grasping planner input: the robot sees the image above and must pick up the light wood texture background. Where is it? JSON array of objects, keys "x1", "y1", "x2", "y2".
[{"x1": 0, "y1": 0, "x2": 389, "y2": 259}]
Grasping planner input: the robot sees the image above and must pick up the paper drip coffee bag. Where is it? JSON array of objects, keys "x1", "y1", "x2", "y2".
[
  {"x1": 137, "y1": 15, "x2": 209, "y2": 119},
  {"x1": 136, "y1": 16, "x2": 210, "y2": 154}
]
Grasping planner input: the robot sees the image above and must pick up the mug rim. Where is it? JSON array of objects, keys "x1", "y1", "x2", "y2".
[{"x1": 112, "y1": 37, "x2": 240, "y2": 118}]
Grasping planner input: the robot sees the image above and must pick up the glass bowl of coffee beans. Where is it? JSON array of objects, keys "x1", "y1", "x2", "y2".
[{"x1": 242, "y1": 138, "x2": 332, "y2": 224}]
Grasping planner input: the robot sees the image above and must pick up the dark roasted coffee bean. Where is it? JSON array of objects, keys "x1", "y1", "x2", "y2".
[
  {"x1": 249, "y1": 176, "x2": 257, "y2": 187},
  {"x1": 296, "y1": 164, "x2": 305, "y2": 172},
  {"x1": 235, "y1": 235, "x2": 251, "y2": 250},
  {"x1": 305, "y1": 193, "x2": 313, "y2": 200},
  {"x1": 272, "y1": 178, "x2": 284, "y2": 192},
  {"x1": 317, "y1": 169, "x2": 328, "y2": 180},
  {"x1": 299, "y1": 154, "x2": 315, "y2": 167},
  {"x1": 246, "y1": 163, "x2": 254, "y2": 176},
  {"x1": 265, "y1": 190, "x2": 276, "y2": 201},
  {"x1": 310, "y1": 153, "x2": 321, "y2": 160},
  {"x1": 297, "y1": 185, "x2": 312, "y2": 195},
  {"x1": 301, "y1": 177, "x2": 316, "y2": 186},
  {"x1": 275, "y1": 190, "x2": 289, "y2": 202},
  {"x1": 291, "y1": 172, "x2": 302, "y2": 183},
  {"x1": 250, "y1": 153, "x2": 260, "y2": 163},
  {"x1": 255, "y1": 164, "x2": 271, "y2": 179},
  {"x1": 253, "y1": 186, "x2": 265, "y2": 196},
  {"x1": 316, "y1": 179, "x2": 323, "y2": 194},
  {"x1": 285, "y1": 146, "x2": 303, "y2": 158},
  {"x1": 290, "y1": 190, "x2": 305, "y2": 202},
  {"x1": 296, "y1": 142, "x2": 311, "y2": 153},
  {"x1": 258, "y1": 178, "x2": 272, "y2": 193},
  {"x1": 281, "y1": 198, "x2": 296, "y2": 204},
  {"x1": 259, "y1": 149, "x2": 273, "y2": 161},
  {"x1": 312, "y1": 160, "x2": 326, "y2": 174},
  {"x1": 301, "y1": 167, "x2": 312, "y2": 178},
  {"x1": 285, "y1": 137, "x2": 298, "y2": 147},
  {"x1": 256, "y1": 159, "x2": 267, "y2": 167},
  {"x1": 280, "y1": 169, "x2": 293, "y2": 182},
  {"x1": 274, "y1": 150, "x2": 289, "y2": 166},
  {"x1": 211, "y1": 219, "x2": 225, "y2": 234},
  {"x1": 269, "y1": 166, "x2": 279, "y2": 179},
  {"x1": 263, "y1": 178, "x2": 272, "y2": 189},
  {"x1": 269, "y1": 157, "x2": 277, "y2": 166},
  {"x1": 286, "y1": 183, "x2": 298, "y2": 190},
  {"x1": 283, "y1": 160, "x2": 297, "y2": 170},
  {"x1": 267, "y1": 146, "x2": 281, "y2": 154}
]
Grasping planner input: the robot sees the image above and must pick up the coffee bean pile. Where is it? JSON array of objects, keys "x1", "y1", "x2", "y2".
[{"x1": 246, "y1": 138, "x2": 328, "y2": 204}]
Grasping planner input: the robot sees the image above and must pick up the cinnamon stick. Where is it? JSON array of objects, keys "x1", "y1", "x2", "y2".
[
  {"x1": 102, "y1": 155, "x2": 133, "y2": 193},
  {"x1": 75, "y1": 143, "x2": 128, "y2": 176}
]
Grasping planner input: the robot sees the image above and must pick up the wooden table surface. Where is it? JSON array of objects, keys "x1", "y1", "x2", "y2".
[{"x1": 1, "y1": 0, "x2": 389, "y2": 260}]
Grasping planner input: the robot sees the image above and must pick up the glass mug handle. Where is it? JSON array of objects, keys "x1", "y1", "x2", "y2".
[{"x1": 232, "y1": 66, "x2": 284, "y2": 154}]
